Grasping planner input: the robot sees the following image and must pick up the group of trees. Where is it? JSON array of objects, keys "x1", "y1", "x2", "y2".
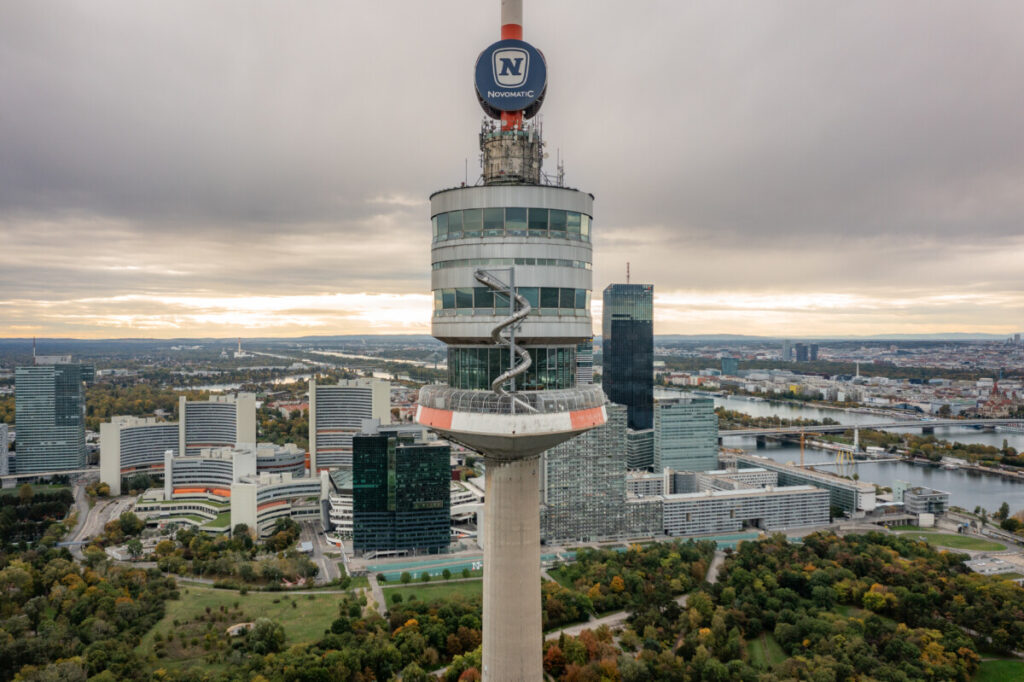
[
  {"x1": 848, "y1": 428, "x2": 1023, "y2": 469},
  {"x1": 536, "y1": 531, "x2": 1023, "y2": 681},
  {"x1": 236, "y1": 592, "x2": 478, "y2": 681},
  {"x1": 714, "y1": 408, "x2": 841, "y2": 430},
  {"x1": 547, "y1": 540, "x2": 716, "y2": 630},
  {"x1": 83, "y1": 383, "x2": 198, "y2": 432},
  {"x1": 257, "y1": 405, "x2": 309, "y2": 450},
  {"x1": 152, "y1": 521, "x2": 316, "y2": 585},
  {"x1": 0, "y1": 488, "x2": 74, "y2": 549},
  {"x1": 0, "y1": 546, "x2": 179, "y2": 680}
]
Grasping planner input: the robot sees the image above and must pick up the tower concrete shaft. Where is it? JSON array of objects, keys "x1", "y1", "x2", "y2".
[{"x1": 482, "y1": 456, "x2": 542, "y2": 680}]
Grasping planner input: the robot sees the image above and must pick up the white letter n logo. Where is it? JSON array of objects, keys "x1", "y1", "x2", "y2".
[{"x1": 493, "y1": 48, "x2": 529, "y2": 87}]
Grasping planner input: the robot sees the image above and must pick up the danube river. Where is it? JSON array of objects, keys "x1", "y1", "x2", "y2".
[{"x1": 656, "y1": 388, "x2": 1024, "y2": 513}]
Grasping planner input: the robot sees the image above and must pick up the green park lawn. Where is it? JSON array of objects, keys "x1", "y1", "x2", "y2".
[
  {"x1": 898, "y1": 531, "x2": 1006, "y2": 551},
  {"x1": 138, "y1": 584, "x2": 348, "y2": 672},
  {"x1": 383, "y1": 579, "x2": 482, "y2": 604},
  {"x1": 747, "y1": 633, "x2": 786, "y2": 668},
  {"x1": 973, "y1": 659, "x2": 1024, "y2": 682}
]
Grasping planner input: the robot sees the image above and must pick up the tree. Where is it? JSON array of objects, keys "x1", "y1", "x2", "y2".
[
  {"x1": 421, "y1": 571, "x2": 431, "y2": 583},
  {"x1": 1000, "y1": 518, "x2": 1022, "y2": 533},
  {"x1": 126, "y1": 538, "x2": 143, "y2": 560},
  {"x1": 937, "y1": 404, "x2": 952, "y2": 417},
  {"x1": 245, "y1": 618, "x2": 285, "y2": 655},
  {"x1": 18, "y1": 483, "x2": 34, "y2": 503},
  {"x1": 118, "y1": 511, "x2": 144, "y2": 536},
  {"x1": 83, "y1": 546, "x2": 107, "y2": 568},
  {"x1": 400, "y1": 571, "x2": 412, "y2": 584},
  {"x1": 442, "y1": 568, "x2": 452, "y2": 580},
  {"x1": 233, "y1": 523, "x2": 252, "y2": 540},
  {"x1": 996, "y1": 502, "x2": 1010, "y2": 522},
  {"x1": 400, "y1": 662, "x2": 430, "y2": 682}
]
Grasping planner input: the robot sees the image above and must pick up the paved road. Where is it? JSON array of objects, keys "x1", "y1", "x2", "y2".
[
  {"x1": 366, "y1": 574, "x2": 387, "y2": 616},
  {"x1": 705, "y1": 551, "x2": 726, "y2": 585},
  {"x1": 300, "y1": 522, "x2": 338, "y2": 584},
  {"x1": 66, "y1": 479, "x2": 91, "y2": 558},
  {"x1": 67, "y1": 491, "x2": 135, "y2": 559}
]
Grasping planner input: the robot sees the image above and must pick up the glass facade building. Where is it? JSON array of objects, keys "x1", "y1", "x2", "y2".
[
  {"x1": 352, "y1": 432, "x2": 450, "y2": 556},
  {"x1": 626, "y1": 427, "x2": 654, "y2": 470},
  {"x1": 602, "y1": 283, "x2": 654, "y2": 431},
  {"x1": 14, "y1": 362, "x2": 93, "y2": 473},
  {"x1": 653, "y1": 397, "x2": 719, "y2": 473}
]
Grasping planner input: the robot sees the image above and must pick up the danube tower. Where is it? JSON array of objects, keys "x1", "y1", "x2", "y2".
[{"x1": 416, "y1": 1, "x2": 605, "y2": 677}]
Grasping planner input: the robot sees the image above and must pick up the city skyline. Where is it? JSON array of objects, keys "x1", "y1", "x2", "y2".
[{"x1": 3, "y1": 2, "x2": 1024, "y2": 339}]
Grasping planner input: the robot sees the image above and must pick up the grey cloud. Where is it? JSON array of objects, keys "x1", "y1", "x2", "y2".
[{"x1": 2, "y1": 1, "x2": 1023, "y2": 336}]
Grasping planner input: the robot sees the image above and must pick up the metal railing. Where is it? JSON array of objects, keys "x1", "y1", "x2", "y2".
[{"x1": 419, "y1": 384, "x2": 605, "y2": 416}]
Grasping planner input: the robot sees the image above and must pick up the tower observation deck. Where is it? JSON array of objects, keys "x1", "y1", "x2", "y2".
[{"x1": 415, "y1": 1, "x2": 605, "y2": 678}]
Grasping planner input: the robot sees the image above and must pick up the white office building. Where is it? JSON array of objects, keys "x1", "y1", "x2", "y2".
[
  {"x1": 179, "y1": 393, "x2": 256, "y2": 456},
  {"x1": 100, "y1": 416, "x2": 179, "y2": 496},
  {"x1": 309, "y1": 378, "x2": 390, "y2": 472}
]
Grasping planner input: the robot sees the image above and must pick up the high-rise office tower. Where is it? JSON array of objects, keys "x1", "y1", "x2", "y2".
[
  {"x1": 415, "y1": 2, "x2": 606, "y2": 676},
  {"x1": 809, "y1": 344, "x2": 819, "y2": 362},
  {"x1": 721, "y1": 357, "x2": 739, "y2": 375},
  {"x1": 14, "y1": 359, "x2": 93, "y2": 473},
  {"x1": 794, "y1": 343, "x2": 809, "y2": 363},
  {"x1": 541, "y1": 403, "x2": 626, "y2": 544},
  {"x1": 101, "y1": 416, "x2": 179, "y2": 495},
  {"x1": 309, "y1": 377, "x2": 391, "y2": 472},
  {"x1": 602, "y1": 283, "x2": 654, "y2": 430},
  {"x1": 782, "y1": 339, "x2": 792, "y2": 362},
  {"x1": 352, "y1": 426, "x2": 450, "y2": 556},
  {"x1": 178, "y1": 393, "x2": 256, "y2": 456},
  {"x1": 654, "y1": 397, "x2": 719, "y2": 473}
]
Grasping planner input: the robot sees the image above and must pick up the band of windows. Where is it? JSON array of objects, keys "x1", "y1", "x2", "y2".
[
  {"x1": 432, "y1": 257, "x2": 591, "y2": 271},
  {"x1": 432, "y1": 208, "x2": 591, "y2": 242},
  {"x1": 448, "y1": 346, "x2": 576, "y2": 391},
  {"x1": 433, "y1": 287, "x2": 591, "y2": 316}
]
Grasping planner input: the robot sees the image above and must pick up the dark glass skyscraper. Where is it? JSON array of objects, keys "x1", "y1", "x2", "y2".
[
  {"x1": 352, "y1": 430, "x2": 450, "y2": 555},
  {"x1": 602, "y1": 283, "x2": 654, "y2": 430}
]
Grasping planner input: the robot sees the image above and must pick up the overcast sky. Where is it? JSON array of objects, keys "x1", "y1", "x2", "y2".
[{"x1": 2, "y1": 1, "x2": 1023, "y2": 339}]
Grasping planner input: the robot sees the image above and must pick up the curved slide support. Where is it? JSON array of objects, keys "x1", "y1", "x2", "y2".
[{"x1": 474, "y1": 269, "x2": 537, "y2": 413}]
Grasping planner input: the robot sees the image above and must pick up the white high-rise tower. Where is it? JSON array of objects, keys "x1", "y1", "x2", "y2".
[{"x1": 416, "y1": 2, "x2": 605, "y2": 677}]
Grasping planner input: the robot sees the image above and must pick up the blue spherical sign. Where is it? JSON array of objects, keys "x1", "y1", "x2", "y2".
[{"x1": 474, "y1": 39, "x2": 547, "y2": 117}]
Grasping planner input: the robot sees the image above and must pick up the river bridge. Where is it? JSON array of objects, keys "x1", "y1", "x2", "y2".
[{"x1": 720, "y1": 418, "x2": 1024, "y2": 438}]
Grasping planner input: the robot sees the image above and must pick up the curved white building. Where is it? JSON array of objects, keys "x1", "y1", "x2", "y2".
[
  {"x1": 309, "y1": 378, "x2": 390, "y2": 472},
  {"x1": 179, "y1": 393, "x2": 255, "y2": 456},
  {"x1": 100, "y1": 416, "x2": 179, "y2": 496}
]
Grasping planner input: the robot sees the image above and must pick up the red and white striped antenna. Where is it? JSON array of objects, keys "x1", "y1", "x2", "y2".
[{"x1": 500, "y1": 0, "x2": 524, "y2": 132}]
